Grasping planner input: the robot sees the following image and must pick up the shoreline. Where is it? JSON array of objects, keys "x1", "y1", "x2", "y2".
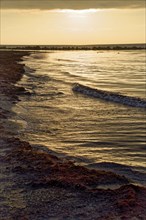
[
  {"x1": 0, "y1": 43, "x2": 145, "y2": 51},
  {"x1": 0, "y1": 51, "x2": 146, "y2": 219}
]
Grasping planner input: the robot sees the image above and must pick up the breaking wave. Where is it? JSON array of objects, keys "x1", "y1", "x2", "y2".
[{"x1": 72, "y1": 83, "x2": 146, "y2": 108}]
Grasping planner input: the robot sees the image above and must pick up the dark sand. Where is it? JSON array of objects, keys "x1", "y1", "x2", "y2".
[{"x1": 0, "y1": 51, "x2": 146, "y2": 220}]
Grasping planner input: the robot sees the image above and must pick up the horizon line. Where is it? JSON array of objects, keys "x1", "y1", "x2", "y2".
[{"x1": 1, "y1": 43, "x2": 146, "y2": 46}]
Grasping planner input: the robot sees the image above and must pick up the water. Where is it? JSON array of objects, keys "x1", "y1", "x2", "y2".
[{"x1": 13, "y1": 50, "x2": 146, "y2": 186}]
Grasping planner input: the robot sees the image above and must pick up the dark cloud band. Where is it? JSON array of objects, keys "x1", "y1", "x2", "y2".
[{"x1": 1, "y1": 0, "x2": 145, "y2": 10}]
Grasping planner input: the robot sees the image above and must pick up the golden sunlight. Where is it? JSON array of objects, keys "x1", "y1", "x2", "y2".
[
  {"x1": 52, "y1": 9, "x2": 99, "y2": 14},
  {"x1": 1, "y1": 8, "x2": 145, "y2": 45}
]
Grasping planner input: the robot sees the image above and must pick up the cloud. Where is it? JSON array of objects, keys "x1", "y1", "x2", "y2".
[{"x1": 1, "y1": 0, "x2": 145, "y2": 10}]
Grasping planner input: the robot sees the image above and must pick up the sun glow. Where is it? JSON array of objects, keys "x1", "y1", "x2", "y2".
[
  {"x1": 1, "y1": 7, "x2": 145, "y2": 45},
  {"x1": 52, "y1": 9, "x2": 99, "y2": 14}
]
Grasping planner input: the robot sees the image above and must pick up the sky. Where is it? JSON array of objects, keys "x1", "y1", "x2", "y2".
[{"x1": 1, "y1": 0, "x2": 145, "y2": 45}]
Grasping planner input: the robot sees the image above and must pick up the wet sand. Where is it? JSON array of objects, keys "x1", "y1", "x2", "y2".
[{"x1": 0, "y1": 51, "x2": 146, "y2": 220}]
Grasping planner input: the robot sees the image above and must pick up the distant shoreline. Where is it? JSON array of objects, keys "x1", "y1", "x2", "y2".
[{"x1": 0, "y1": 43, "x2": 145, "y2": 51}]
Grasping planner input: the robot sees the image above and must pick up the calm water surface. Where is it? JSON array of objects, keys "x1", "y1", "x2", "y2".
[{"x1": 13, "y1": 50, "x2": 146, "y2": 186}]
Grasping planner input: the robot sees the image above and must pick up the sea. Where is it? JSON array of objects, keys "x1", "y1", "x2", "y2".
[{"x1": 12, "y1": 50, "x2": 146, "y2": 186}]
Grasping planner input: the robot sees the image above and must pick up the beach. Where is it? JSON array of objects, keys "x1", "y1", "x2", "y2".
[{"x1": 0, "y1": 51, "x2": 146, "y2": 220}]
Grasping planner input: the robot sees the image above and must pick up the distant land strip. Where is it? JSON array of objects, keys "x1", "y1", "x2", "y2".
[{"x1": 0, "y1": 43, "x2": 145, "y2": 51}]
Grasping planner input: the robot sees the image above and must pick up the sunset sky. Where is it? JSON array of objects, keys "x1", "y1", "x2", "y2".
[{"x1": 1, "y1": 0, "x2": 145, "y2": 45}]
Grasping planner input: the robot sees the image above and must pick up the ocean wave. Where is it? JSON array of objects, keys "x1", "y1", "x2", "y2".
[
  {"x1": 86, "y1": 162, "x2": 146, "y2": 186},
  {"x1": 31, "y1": 53, "x2": 47, "y2": 59},
  {"x1": 57, "y1": 58, "x2": 77, "y2": 63},
  {"x1": 72, "y1": 83, "x2": 146, "y2": 108},
  {"x1": 24, "y1": 65, "x2": 35, "y2": 73}
]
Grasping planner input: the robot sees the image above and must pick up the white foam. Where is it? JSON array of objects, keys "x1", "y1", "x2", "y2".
[{"x1": 73, "y1": 83, "x2": 146, "y2": 108}]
